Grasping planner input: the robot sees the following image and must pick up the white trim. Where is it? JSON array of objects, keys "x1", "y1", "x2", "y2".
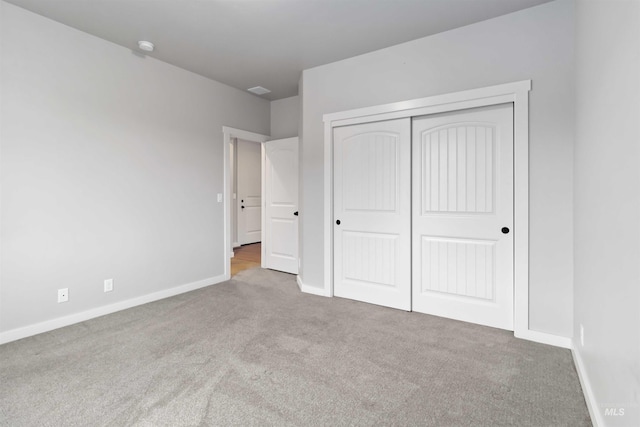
[
  {"x1": 324, "y1": 81, "x2": 531, "y2": 124},
  {"x1": 297, "y1": 275, "x2": 331, "y2": 297},
  {"x1": 515, "y1": 329, "x2": 573, "y2": 349},
  {"x1": 512, "y1": 87, "x2": 530, "y2": 338},
  {"x1": 330, "y1": 94, "x2": 517, "y2": 129},
  {"x1": 323, "y1": 81, "x2": 543, "y2": 343},
  {"x1": 0, "y1": 274, "x2": 227, "y2": 345},
  {"x1": 572, "y1": 346, "x2": 603, "y2": 427},
  {"x1": 323, "y1": 119, "x2": 333, "y2": 298},
  {"x1": 222, "y1": 126, "x2": 269, "y2": 144},
  {"x1": 260, "y1": 142, "x2": 267, "y2": 268},
  {"x1": 222, "y1": 126, "x2": 270, "y2": 279}
]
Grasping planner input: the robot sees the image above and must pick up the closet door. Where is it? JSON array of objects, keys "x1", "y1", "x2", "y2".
[
  {"x1": 412, "y1": 104, "x2": 514, "y2": 330},
  {"x1": 333, "y1": 119, "x2": 411, "y2": 310}
]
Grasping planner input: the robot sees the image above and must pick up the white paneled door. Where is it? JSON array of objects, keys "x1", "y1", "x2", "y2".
[
  {"x1": 333, "y1": 119, "x2": 411, "y2": 310},
  {"x1": 412, "y1": 104, "x2": 514, "y2": 330},
  {"x1": 237, "y1": 139, "x2": 262, "y2": 245},
  {"x1": 264, "y1": 137, "x2": 299, "y2": 274}
]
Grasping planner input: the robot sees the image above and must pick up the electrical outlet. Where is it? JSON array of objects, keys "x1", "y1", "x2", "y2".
[
  {"x1": 104, "y1": 278, "x2": 113, "y2": 293},
  {"x1": 217, "y1": 193, "x2": 223, "y2": 203},
  {"x1": 580, "y1": 324, "x2": 585, "y2": 347},
  {"x1": 57, "y1": 288, "x2": 69, "y2": 303}
]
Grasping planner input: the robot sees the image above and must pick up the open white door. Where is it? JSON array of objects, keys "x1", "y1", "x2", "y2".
[
  {"x1": 412, "y1": 104, "x2": 514, "y2": 330},
  {"x1": 333, "y1": 119, "x2": 411, "y2": 310},
  {"x1": 237, "y1": 139, "x2": 262, "y2": 245},
  {"x1": 264, "y1": 137, "x2": 299, "y2": 274}
]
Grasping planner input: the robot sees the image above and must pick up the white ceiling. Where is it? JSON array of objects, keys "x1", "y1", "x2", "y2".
[{"x1": 5, "y1": 0, "x2": 552, "y2": 100}]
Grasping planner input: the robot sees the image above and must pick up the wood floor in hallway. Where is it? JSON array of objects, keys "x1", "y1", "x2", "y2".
[{"x1": 231, "y1": 243, "x2": 261, "y2": 276}]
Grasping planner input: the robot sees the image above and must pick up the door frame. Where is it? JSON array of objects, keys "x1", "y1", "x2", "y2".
[
  {"x1": 222, "y1": 126, "x2": 269, "y2": 279},
  {"x1": 322, "y1": 80, "x2": 557, "y2": 345}
]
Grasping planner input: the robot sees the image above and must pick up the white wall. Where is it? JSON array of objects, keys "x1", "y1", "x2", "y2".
[
  {"x1": 300, "y1": 0, "x2": 575, "y2": 337},
  {"x1": 0, "y1": 2, "x2": 270, "y2": 335},
  {"x1": 270, "y1": 96, "x2": 300, "y2": 139},
  {"x1": 574, "y1": 0, "x2": 640, "y2": 425}
]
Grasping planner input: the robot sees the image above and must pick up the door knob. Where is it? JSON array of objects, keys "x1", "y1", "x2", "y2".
[
  {"x1": 294, "y1": 211, "x2": 299, "y2": 216},
  {"x1": 501, "y1": 227, "x2": 510, "y2": 234},
  {"x1": 336, "y1": 220, "x2": 341, "y2": 225},
  {"x1": 241, "y1": 205, "x2": 245, "y2": 209}
]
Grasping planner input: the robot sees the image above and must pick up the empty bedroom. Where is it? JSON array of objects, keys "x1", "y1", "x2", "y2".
[{"x1": 1, "y1": 0, "x2": 638, "y2": 426}]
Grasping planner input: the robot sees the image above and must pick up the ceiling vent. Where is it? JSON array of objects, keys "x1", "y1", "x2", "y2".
[{"x1": 247, "y1": 86, "x2": 271, "y2": 95}]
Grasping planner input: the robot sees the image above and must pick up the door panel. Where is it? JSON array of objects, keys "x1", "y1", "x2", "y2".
[
  {"x1": 264, "y1": 137, "x2": 299, "y2": 274},
  {"x1": 419, "y1": 237, "x2": 495, "y2": 300},
  {"x1": 420, "y1": 124, "x2": 495, "y2": 213},
  {"x1": 333, "y1": 119, "x2": 411, "y2": 310},
  {"x1": 237, "y1": 139, "x2": 262, "y2": 245},
  {"x1": 412, "y1": 104, "x2": 514, "y2": 330},
  {"x1": 343, "y1": 231, "x2": 399, "y2": 286}
]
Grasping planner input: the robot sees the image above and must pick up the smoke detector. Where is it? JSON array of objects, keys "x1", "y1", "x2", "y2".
[
  {"x1": 138, "y1": 41, "x2": 155, "y2": 52},
  {"x1": 247, "y1": 86, "x2": 271, "y2": 95}
]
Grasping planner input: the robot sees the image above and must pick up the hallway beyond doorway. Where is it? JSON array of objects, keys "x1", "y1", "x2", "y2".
[{"x1": 231, "y1": 243, "x2": 261, "y2": 276}]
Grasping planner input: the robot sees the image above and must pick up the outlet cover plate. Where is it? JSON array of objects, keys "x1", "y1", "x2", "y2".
[
  {"x1": 58, "y1": 288, "x2": 69, "y2": 303},
  {"x1": 104, "y1": 279, "x2": 113, "y2": 293}
]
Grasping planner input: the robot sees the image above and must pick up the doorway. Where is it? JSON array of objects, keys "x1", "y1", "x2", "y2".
[
  {"x1": 234, "y1": 138, "x2": 262, "y2": 247},
  {"x1": 231, "y1": 137, "x2": 263, "y2": 276},
  {"x1": 223, "y1": 127, "x2": 269, "y2": 280},
  {"x1": 222, "y1": 127, "x2": 300, "y2": 280}
]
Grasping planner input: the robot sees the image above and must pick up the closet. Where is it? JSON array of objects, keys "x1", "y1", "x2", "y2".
[{"x1": 332, "y1": 104, "x2": 514, "y2": 330}]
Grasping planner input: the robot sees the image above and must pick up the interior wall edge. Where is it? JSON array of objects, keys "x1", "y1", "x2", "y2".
[{"x1": 297, "y1": 275, "x2": 331, "y2": 297}]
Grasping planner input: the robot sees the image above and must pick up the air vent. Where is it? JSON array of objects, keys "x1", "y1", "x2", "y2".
[{"x1": 247, "y1": 86, "x2": 271, "y2": 95}]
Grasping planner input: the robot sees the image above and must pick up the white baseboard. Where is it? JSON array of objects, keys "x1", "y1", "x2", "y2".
[
  {"x1": 514, "y1": 328, "x2": 573, "y2": 349},
  {"x1": 572, "y1": 346, "x2": 603, "y2": 427},
  {"x1": 297, "y1": 275, "x2": 331, "y2": 297},
  {"x1": 0, "y1": 274, "x2": 227, "y2": 345},
  {"x1": 291, "y1": 280, "x2": 574, "y2": 352}
]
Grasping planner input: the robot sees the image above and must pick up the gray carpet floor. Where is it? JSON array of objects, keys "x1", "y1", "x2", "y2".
[{"x1": 0, "y1": 268, "x2": 590, "y2": 426}]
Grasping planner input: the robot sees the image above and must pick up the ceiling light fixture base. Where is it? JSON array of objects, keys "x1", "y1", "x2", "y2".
[{"x1": 138, "y1": 41, "x2": 154, "y2": 52}]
